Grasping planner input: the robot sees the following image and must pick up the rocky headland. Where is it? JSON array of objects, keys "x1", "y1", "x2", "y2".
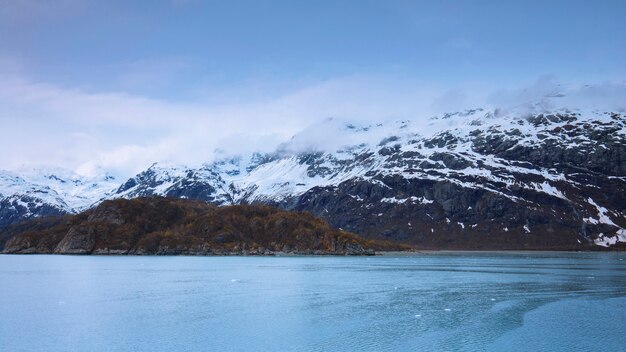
[{"x1": 0, "y1": 197, "x2": 406, "y2": 255}]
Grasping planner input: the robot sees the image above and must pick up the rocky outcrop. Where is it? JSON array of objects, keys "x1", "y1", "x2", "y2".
[
  {"x1": 1, "y1": 198, "x2": 402, "y2": 255},
  {"x1": 53, "y1": 225, "x2": 97, "y2": 254}
]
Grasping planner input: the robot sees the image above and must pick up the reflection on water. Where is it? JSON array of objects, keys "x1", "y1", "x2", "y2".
[{"x1": 0, "y1": 252, "x2": 624, "y2": 352}]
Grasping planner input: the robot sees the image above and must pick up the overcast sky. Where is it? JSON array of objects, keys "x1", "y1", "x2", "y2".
[{"x1": 1, "y1": 0, "x2": 625, "y2": 177}]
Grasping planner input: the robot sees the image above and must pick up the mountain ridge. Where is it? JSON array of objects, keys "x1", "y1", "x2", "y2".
[{"x1": 1, "y1": 106, "x2": 624, "y2": 249}]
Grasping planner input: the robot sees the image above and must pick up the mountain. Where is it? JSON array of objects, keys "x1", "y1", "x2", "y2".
[
  {"x1": 0, "y1": 167, "x2": 118, "y2": 229},
  {"x1": 1, "y1": 106, "x2": 624, "y2": 250},
  {"x1": 0, "y1": 197, "x2": 399, "y2": 255}
]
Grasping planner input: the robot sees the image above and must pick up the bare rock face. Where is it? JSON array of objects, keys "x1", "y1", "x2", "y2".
[
  {"x1": 3, "y1": 236, "x2": 38, "y2": 254},
  {"x1": 54, "y1": 226, "x2": 96, "y2": 254}
]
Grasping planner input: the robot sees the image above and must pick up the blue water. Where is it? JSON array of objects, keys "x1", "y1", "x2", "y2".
[{"x1": 0, "y1": 253, "x2": 624, "y2": 352}]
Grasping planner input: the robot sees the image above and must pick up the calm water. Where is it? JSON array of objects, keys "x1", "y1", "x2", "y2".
[{"x1": 0, "y1": 253, "x2": 625, "y2": 352}]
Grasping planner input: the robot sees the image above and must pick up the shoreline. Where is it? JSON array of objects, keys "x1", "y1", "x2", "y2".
[{"x1": 1, "y1": 249, "x2": 624, "y2": 257}]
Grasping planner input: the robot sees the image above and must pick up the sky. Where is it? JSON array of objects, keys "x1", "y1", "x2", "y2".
[{"x1": 0, "y1": 0, "x2": 625, "y2": 177}]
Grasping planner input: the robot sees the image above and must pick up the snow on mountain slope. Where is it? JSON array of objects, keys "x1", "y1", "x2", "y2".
[
  {"x1": 236, "y1": 107, "x2": 621, "y2": 201},
  {"x1": 1, "y1": 102, "x2": 624, "y2": 249},
  {"x1": 14, "y1": 166, "x2": 118, "y2": 211},
  {"x1": 0, "y1": 168, "x2": 118, "y2": 228},
  {"x1": 102, "y1": 106, "x2": 625, "y2": 248},
  {"x1": 113, "y1": 162, "x2": 232, "y2": 204}
]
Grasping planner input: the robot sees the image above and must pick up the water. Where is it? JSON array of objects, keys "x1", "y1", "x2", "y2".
[{"x1": 0, "y1": 252, "x2": 624, "y2": 352}]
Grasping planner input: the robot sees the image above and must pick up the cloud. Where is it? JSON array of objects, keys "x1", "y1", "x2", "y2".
[
  {"x1": 0, "y1": 72, "x2": 453, "y2": 176},
  {"x1": 488, "y1": 76, "x2": 626, "y2": 115},
  {"x1": 430, "y1": 88, "x2": 471, "y2": 113},
  {"x1": 0, "y1": 70, "x2": 624, "y2": 178}
]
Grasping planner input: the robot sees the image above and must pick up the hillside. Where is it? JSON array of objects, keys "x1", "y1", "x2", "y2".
[{"x1": 0, "y1": 197, "x2": 405, "y2": 255}]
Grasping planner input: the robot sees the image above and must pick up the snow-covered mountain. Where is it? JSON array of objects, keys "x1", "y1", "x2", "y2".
[
  {"x1": 1, "y1": 106, "x2": 625, "y2": 249},
  {"x1": 0, "y1": 167, "x2": 118, "y2": 229}
]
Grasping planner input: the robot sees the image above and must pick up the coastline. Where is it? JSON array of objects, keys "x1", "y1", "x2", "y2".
[{"x1": 2, "y1": 248, "x2": 624, "y2": 257}]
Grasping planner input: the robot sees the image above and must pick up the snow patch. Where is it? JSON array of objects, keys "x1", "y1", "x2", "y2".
[
  {"x1": 587, "y1": 198, "x2": 618, "y2": 227},
  {"x1": 380, "y1": 196, "x2": 433, "y2": 205},
  {"x1": 531, "y1": 181, "x2": 567, "y2": 200},
  {"x1": 594, "y1": 229, "x2": 626, "y2": 247}
]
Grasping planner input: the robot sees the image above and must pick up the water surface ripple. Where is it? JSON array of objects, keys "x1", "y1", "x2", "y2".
[{"x1": 0, "y1": 252, "x2": 624, "y2": 351}]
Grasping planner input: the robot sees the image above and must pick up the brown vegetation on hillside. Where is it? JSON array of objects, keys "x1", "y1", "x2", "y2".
[{"x1": 1, "y1": 197, "x2": 408, "y2": 255}]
